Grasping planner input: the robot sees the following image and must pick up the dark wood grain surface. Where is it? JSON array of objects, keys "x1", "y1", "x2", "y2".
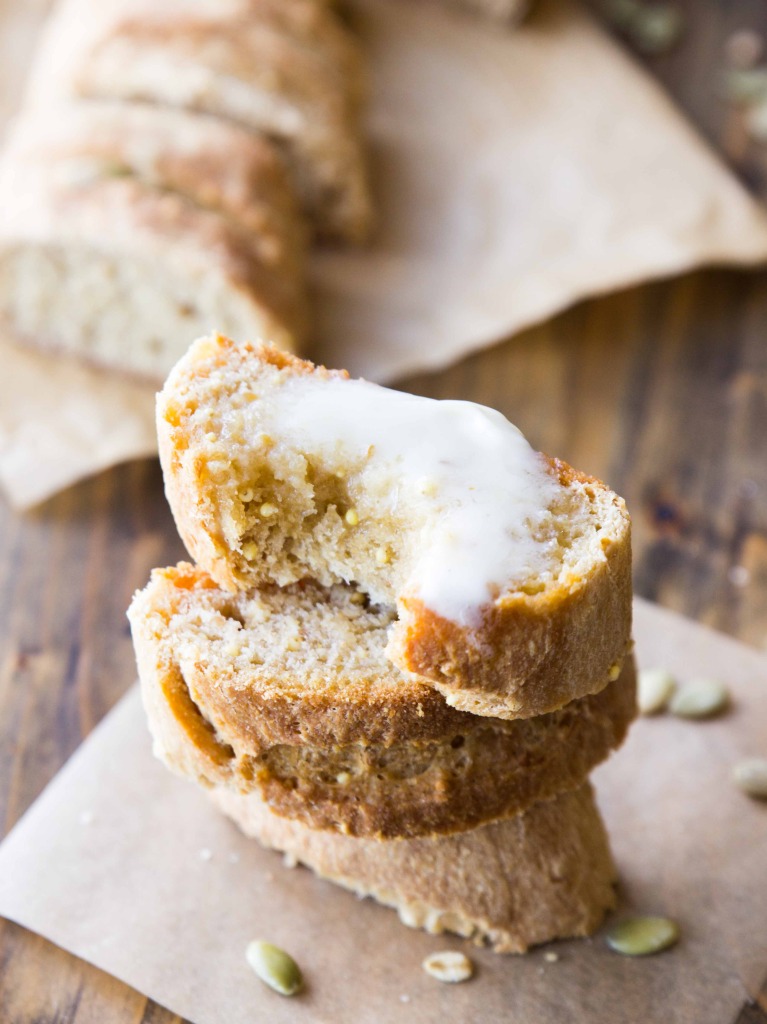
[{"x1": 2, "y1": 2, "x2": 767, "y2": 1021}]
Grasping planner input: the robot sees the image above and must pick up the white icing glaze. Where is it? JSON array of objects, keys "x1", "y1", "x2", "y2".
[{"x1": 264, "y1": 376, "x2": 559, "y2": 625}]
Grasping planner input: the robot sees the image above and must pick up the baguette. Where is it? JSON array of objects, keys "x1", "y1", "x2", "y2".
[
  {"x1": 211, "y1": 781, "x2": 617, "y2": 953},
  {"x1": 0, "y1": 175, "x2": 304, "y2": 382},
  {"x1": 157, "y1": 335, "x2": 632, "y2": 720},
  {"x1": 128, "y1": 562, "x2": 636, "y2": 839}
]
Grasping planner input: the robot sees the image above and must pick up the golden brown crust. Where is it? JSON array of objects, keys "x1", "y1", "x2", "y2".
[
  {"x1": 129, "y1": 561, "x2": 637, "y2": 839},
  {"x1": 393, "y1": 472, "x2": 633, "y2": 718},
  {"x1": 210, "y1": 782, "x2": 617, "y2": 953},
  {"x1": 157, "y1": 336, "x2": 633, "y2": 720}
]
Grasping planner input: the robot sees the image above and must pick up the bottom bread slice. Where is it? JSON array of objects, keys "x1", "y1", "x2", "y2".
[{"x1": 210, "y1": 782, "x2": 616, "y2": 954}]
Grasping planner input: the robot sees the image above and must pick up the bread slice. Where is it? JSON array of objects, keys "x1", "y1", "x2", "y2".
[
  {"x1": 2, "y1": 101, "x2": 307, "y2": 281},
  {"x1": 27, "y1": 0, "x2": 371, "y2": 242},
  {"x1": 0, "y1": 173, "x2": 304, "y2": 382},
  {"x1": 128, "y1": 562, "x2": 636, "y2": 839},
  {"x1": 211, "y1": 781, "x2": 617, "y2": 953},
  {"x1": 157, "y1": 335, "x2": 633, "y2": 720}
]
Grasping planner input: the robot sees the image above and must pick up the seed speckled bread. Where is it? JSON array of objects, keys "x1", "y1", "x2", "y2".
[
  {"x1": 2, "y1": 102, "x2": 307, "y2": 279},
  {"x1": 27, "y1": 0, "x2": 371, "y2": 242},
  {"x1": 128, "y1": 562, "x2": 637, "y2": 839},
  {"x1": 0, "y1": 174, "x2": 304, "y2": 382},
  {"x1": 157, "y1": 335, "x2": 632, "y2": 721},
  {"x1": 210, "y1": 781, "x2": 617, "y2": 953}
]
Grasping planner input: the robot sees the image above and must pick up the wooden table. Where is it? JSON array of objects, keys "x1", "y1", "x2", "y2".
[{"x1": 2, "y1": 2, "x2": 767, "y2": 1021}]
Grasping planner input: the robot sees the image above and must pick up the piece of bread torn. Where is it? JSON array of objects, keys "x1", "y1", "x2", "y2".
[
  {"x1": 211, "y1": 781, "x2": 617, "y2": 953},
  {"x1": 157, "y1": 335, "x2": 632, "y2": 721},
  {"x1": 129, "y1": 562, "x2": 637, "y2": 838}
]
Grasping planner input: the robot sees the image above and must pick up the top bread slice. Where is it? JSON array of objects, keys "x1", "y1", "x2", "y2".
[
  {"x1": 26, "y1": 0, "x2": 371, "y2": 242},
  {"x1": 157, "y1": 334, "x2": 632, "y2": 720}
]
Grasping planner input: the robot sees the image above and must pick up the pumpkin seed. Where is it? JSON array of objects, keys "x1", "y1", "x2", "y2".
[
  {"x1": 732, "y1": 758, "x2": 767, "y2": 799},
  {"x1": 637, "y1": 668, "x2": 676, "y2": 715},
  {"x1": 669, "y1": 678, "x2": 729, "y2": 719},
  {"x1": 422, "y1": 950, "x2": 474, "y2": 983},
  {"x1": 631, "y1": 5, "x2": 683, "y2": 55},
  {"x1": 246, "y1": 940, "x2": 302, "y2": 996},
  {"x1": 606, "y1": 916, "x2": 679, "y2": 956}
]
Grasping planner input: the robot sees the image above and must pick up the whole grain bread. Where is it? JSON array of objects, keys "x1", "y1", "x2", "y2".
[
  {"x1": 211, "y1": 781, "x2": 617, "y2": 953},
  {"x1": 0, "y1": 174, "x2": 304, "y2": 382},
  {"x1": 157, "y1": 335, "x2": 633, "y2": 720},
  {"x1": 128, "y1": 562, "x2": 636, "y2": 839}
]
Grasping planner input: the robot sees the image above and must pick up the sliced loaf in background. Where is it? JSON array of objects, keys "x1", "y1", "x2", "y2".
[{"x1": 24, "y1": 0, "x2": 371, "y2": 242}]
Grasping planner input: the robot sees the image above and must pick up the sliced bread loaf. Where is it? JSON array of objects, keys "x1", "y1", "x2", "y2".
[
  {"x1": 27, "y1": 0, "x2": 371, "y2": 242},
  {"x1": 211, "y1": 781, "x2": 617, "y2": 953},
  {"x1": 157, "y1": 335, "x2": 632, "y2": 720},
  {"x1": 129, "y1": 562, "x2": 636, "y2": 839}
]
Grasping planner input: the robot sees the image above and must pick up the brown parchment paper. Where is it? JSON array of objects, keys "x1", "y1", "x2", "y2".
[
  {"x1": 5, "y1": 0, "x2": 767, "y2": 508},
  {"x1": 0, "y1": 598, "x2": 765, "y2": 1024}
]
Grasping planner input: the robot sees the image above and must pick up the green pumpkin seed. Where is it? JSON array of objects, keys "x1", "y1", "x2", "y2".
[
  {"x1": 606, "y1": 916, "x2": 679, "y2": 956},
  {"x1": 631, "y1": 5, "x2": 683, "y2": 55},
  {"x1": 669, "y1": 678, "x2": 729, "y2": 719},
  {"x1": 733, "y1": 758, "x2": 767, "y2": 799},
  {"x1": 422, "y1": 950, "x2": 473, "y2": 983},
  {"x1": 246, "y1": 940, "x2": 302, "y2": 996},
  {"x1": 637, "y1": 668, "x2": 676, "y2": 715}
]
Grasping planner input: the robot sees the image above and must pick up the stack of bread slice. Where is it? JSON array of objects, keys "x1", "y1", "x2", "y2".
[
  {"x1": 129, "y1": 333, "x2": 635, "y2": 953},
  {"x1": 0, "y1": 0, "x2": 370, "y2": 381}
]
